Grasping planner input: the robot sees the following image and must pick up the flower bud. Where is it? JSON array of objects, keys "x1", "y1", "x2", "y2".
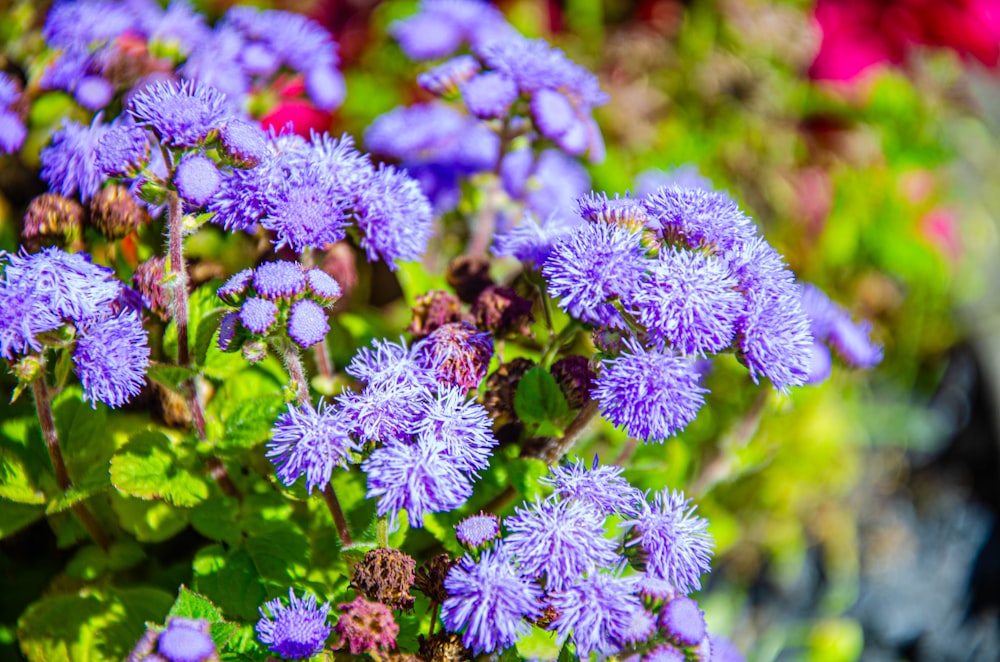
[{"x1": 351, "y1": 548, "x2": 417, "y2": 611}]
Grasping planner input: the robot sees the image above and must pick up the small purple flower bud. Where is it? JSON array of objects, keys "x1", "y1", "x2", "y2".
[
  {"x1": 288, "y1": 299, "x2": 329, "y2": 349},
  {"x1": 660, "y1": 596, "x2": 707, "y2": 646},
  {"x1": 253, "y1": 261, "x2": 305, "y2": 299},
  {"x1": 455, "y1": 513, "x2": 500, "y2": 549},
  {"x1": 305, "y1": 268, "x2": 342, "y2": 304},
  {"x1": 157, "y1": 617, "x2": 216, "y2": 662},
  {"x1": 219, "y1": 119, "x2": 269, "y2": 168},
  {"x1": 240, "y1": 297, "x2": 278, "y2": 334},
  {"x1": 217, "y1": 311, "x2": 240, "y2": 351},
  {"x1": 461, "y1": 72, "x2": 518, "y2": 119},
  {"x1": 175, "y1": 154, "x2": 221, "y2": 206},
  {"x1": 217, "y1": 268, "x2": 252, "y2": 305},
  {"x1": 531, "y1": 88, "x2": 576, "y2": 139}
]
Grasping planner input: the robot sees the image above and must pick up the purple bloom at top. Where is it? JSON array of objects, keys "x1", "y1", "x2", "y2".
[
  {"x1": 644, "y1": 186, "x2": 755, "y2": 251},
  {"x1": 156, "y1": 617, "x2": 216, "y2": 662},
  {"x1": 660, "y1": 596, "x2": 707, "y2": 646},
  {"x1": 361, "y1": 435, "x2": 474, "y2": 527},
  {"x1": 592, "y1": 339, "x2": 707, "y2": 442},
  {"x1": 336, "y1": 381, "x2": 426, "y2": 445},
  {"x1": 96, "y1": 124, "x2": 150, "y2": 177},
  {"x1": 267, "y1": 399, "x2": 359, "y2": 495},
  {"x1": 456, "y1": 513, "x2": 501, "y2": 548},
  {"x1": 548, "y1": 568, "x2": 643, "y2": 658},
  {"x1": 128, "y1": 79, "x2": 230, "y2": 148},
  {"x1": 262, "y1": 172, "x2": 349, "y2": 252},
  {"x1": 40, "y1": 116, "x2": 112, "y2": 201},
  {"x1": 389, "y1": 0, "x2": 515, "y2": 60},
  {"x1": 442, "y1": 543, "x2": 543, "y2": 654},
  {"x1": 174, "y1": 153, "x2": 221, "y2": 206},
  {"x1": 253, "y1": 261, "x2": 306, "y2": 300},
  {"x1": 415, "y1": 386, "x2": 497, "y2": 473},
  {"x1": 288, "y1": 299, "x2": 329, "y2": 349},
  {"x1": 622, "y1": 489, "x2": 714, "y2": 595},
  {"x1": 42, "y1": 0, "x2": 136, "y2": 49},
  {"x1": 346, "y1": 337, "x2": 438, "y2": 390},
  {"x1": 543, "y1": 222, "x2": 648, "y2": 328},
  {"x1": 73, "y1": 310, "x2": 149, "y2": 409},
  {"x1": 504, "y1": 497, "x2": 621, "y2": 590},
  {"x1": 353, "y1": 165, "x2": 434, "y2": 269},
  {"x1": 256, "y1": 588, "x2": 332, "y2": 660},
  {"x1": 541, "y1": 457, "x2": 644, "y2": 517},
  {"x1": 630, "y1": 248, "x2": 744, "y2": 356}
]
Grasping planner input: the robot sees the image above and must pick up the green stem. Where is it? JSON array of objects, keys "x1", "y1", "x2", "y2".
[
  {"x1": 541, "y1": 321, "x2": 581, "y2": 369},
  {"x1": 690, "y1": 388, "x2": 771, "y2": 497},
  {"x1": 538, "y1": 399, "x2": 601, "y2": 465},
  {"x1": 376, "y1": 514, "x2": 389, "y2": 549},
  {"x1": 323, "y1": 484, "x2": 353, "y2": 548}
]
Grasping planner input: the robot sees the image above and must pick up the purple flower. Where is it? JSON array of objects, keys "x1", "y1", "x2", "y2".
[
  {"x1": 73, "y1": 310, "x2": 149, "y2": 409},
  {"x1": 644, "y1": 186, "x2": 755, "y2": 250},
  {"x1": 504, "y1": 498, "x2": 621, "y2": 590},
  {"x1": 806, "y1": 341, "x2": 833, "y2": 385},
  {"x1": 253, "y1": 261, "x2": 306, "y2": 299},
  {"x1": 40, "y1": 117, "x2": 112, "y2": 202},
  {"x1": 493, "y1": 211, "x2": 581, "y2": 267},
  {"x1": 0, "y1": 110, "x2": 26, "y2": 154},
  {"x1": 737, "y1": 285, "x2": 813, "y2": 393},
  {"x1": 175, "y1": 153, "x2": 221, "y2": 206},
  {"x1": 389, "y1": 0, "x2": 514, "y2": 60},
  {"x1": 592, "y1": 339, "x2": 707, "y2": 442},
  {"x1": 346, "y1": 337, "x2": 437, "y2": 389},
  {"x1": 287, "y1": 300, "x2": 329, "y2": 349},
  {"x1": 353, "y1": 165, "x2": 434, "y2": 268},
  {"x1": 548, "y1": 568, "x2": 643, "y2": 657},
  {"x1": 208, "y1": 158, "x2": 282, "y2": 232},
  {"x1": 217, "y1": 311, "x2": 239, "y2": 351},
  {"x1": 239, "y1": 297, "x2": 278, "y2": 334},
  {"x1": 631, "y1": 249, "x2": 743, "y2": 356},
  {"x1": 543, "y1": 222, "x2": 648, "y2": 327},
  {"x1": 541, "y1": 457, "x2": 644, "y2": 517},
  {"x1": 157, "y1": 617, "x2": 216, "y2": 662},
  {"x1": 217, "y1": 268, "x2": 253, "y2": 304},
  {"x1": 461, "y1": 72, "x2": 519, "y2": 119},
  {"x1": 828, "y1": 314, "x2": 882, "y2": 368},
  {"x1": 220, "y1": 119, "x2": 270, "y2": 167},
  {"x1": 416, "y1": 322, "x2": 494, "y2": 390},
  {"x1": 418, "y1": 55, "x2": 482, "y2": 96},
  {"x1": 645, "y1": 644, "x2": 687, "y2": 662},
  {"x1": 660, "y1": 596, "x2": 707, "y2": 646},
  {"x1": 622, "y1": 489, "x2": 714, "y2": 595},
  {"x1": 128, "y1": 80, "x2": 230, "y2": 148},
  {"x1": 267, "y1": 400, "x2": 359, "y2": 494},
  {"x1": 362, "y1": 436, "x2": 473, "y2": 527},
  {"x1": 337, "y1": 382, "x2": 425, "y2": 445},
  {"x1": 256, "y1": 589, "x2": 332, "y2": 660},
  {"x1": 305, "y1": 269, "x2": 341, "y2": 304},
  {"x1": 415, "y1": 386, "x2": 497, "y2": 473},
  {"x1": 96, "y1": 125, "x2": 150, "y2": 177},
  {"x1": 721, "y1": 235, "x2": 796, "y2": 294},
  {"x1": 262, "y1": 174, "x2": 348, "y2": 252},
  {"x1": 456, "y1": 513, "x2": 501, "y2": 548},
  {"x1": 140, "y1": 1, "x2": 210, "y2": 57},
  {"x1": 441, "y1": 544, "x2": 543, "y2": 654},
  {"x1": 42, "y1": 0, "x2": 136, "y2": 48},
  {"x1": 578, "y1": 191, "x2": 650, "y2": 231}
]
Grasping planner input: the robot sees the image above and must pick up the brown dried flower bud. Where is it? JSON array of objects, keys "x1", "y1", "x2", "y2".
[
  {"x1": 446, "y1": 254, "x2": 493, "y2": 304},
  {"x1": 413, "y1": 553, "x2": 454, "y2": 605},
  {"x1": 22, "y1": 193, "x2": 85, "y2": 246},
  {"x1": 550, "y1": 355, "x2": 597, "y2": 409},
  {"x1": 351, "y1": 548, "x2": 417, "y2": 611},
  {"x1": 409, "y1": 290, "x2": 473, "y2": 340},
  {"x1": 529, "y1": 603, "x2": 559, "y2": 629},
  {"x1": 472, "y1": 285, "x2": 534, "y2": 338},
  {"x1": 89, "y1": 184, "x2": 150, "y2": 239},
  {"x1": 418, "y1": 632, "x2": 472, "y2": 662},
  {"x1": 483, "y1": 357, "x2": 535, "y2": 423},
  {"x1": 132, "y1": 256, "x2": 170, "y2": 321}
]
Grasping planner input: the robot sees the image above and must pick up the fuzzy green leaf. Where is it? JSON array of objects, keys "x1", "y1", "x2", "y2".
[
  {"x1": 243, "y1": 519, "x2": 310, "y2": 584},
  {"x1": 190, "y1": 497, "x2": 241, "y2": 546},
  {"x1": 110, "y1": 431, "x2": 209, "y2": 507},
  {"x1": 220, "y1": 396, "x2": 284, "y2": 450},
  {"x1": 193, "y1": 545, "x2": 269, "y2": 622},
  {"x1": 111, "y1": 493, "x2": 189, "y2": 542},
  {"x1": 168, "y1": 586, "x2": 225, "y2": 622},
  {"x1": 514, "y1": 367, "x2": 570, "y2": 426}
]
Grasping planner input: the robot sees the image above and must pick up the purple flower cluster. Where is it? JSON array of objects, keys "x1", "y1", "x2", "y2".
[
  {"x1": 389, "y1": 0, "x2": 516, "y2": 61},
  {"x1": 441, "y1": 460, "x2": 718, "y2": 657},
  {"x1": 0, "y1": 73, "x2": 25, "y2": 154},
  {"x1": 800, "y1": 283, "x2": 883, "y2": 383},
  {"x1": 256, "y1": 588, "x2": 332, "y2": 660},
  {"x1": 0, "y1": 247, "x2": 149, "y2": 408},
  {"x1": 217, "y1": 260, "x2": 341, "y2": 351},
  {"x1": 538, "y1": 184, "x2": 824, "y2": 441}
]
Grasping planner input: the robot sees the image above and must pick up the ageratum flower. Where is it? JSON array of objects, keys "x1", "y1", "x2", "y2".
[
  {"x1": 622, "y1": 489, "x2": 714, "y2": 595},
  {"x1": 261, "y1": 172, "x2": 349, "y2": 252},
  {"x1": 416, "y1": 386, "x2": 497, "y2": 473},
  {"x1": 39, "y1": 48, "x2": 113, "y2": 111},
  {"x1": 337, "y1": 382, "x2": 426, "y2": 445},
  {"x1": 492, "y1": 211, "x2": 581, "y2": 267},
  {"x1": 128, "y1": 80, "x2": 230, "y2": 148},
  {"x1": 631, "y1": 248, "x2": 743, "y2": 356},
  {"x1": 156, "y1": 617, "x2": 217, "y2": 662},
  {"x1": 346, "y1": 337, "x2": 438, "y2": 389},
  {"x1": 592, "y1": 339, "x2": 707, "y2": 442},
  {"x1": 644, "y1": 186, "x2": 755, "y2": 251},
  {"x1": 267, "y1": 399, "x2": 359, "y2": 494},
  {"x1": 362, "y1": 436, "x2": 473, "y2": 527},
  {"x1": 40, "y1": 116, "x2": 112, "y2": 202},
  {"x1": 208, "y1": 157, "x2": 283, "y2": 232},
  {"x1": 174, "y1": 154, "x2": 221, "y2": 206},
  {"x1": 139, "y1": 0, "x2": 210, "y2": 57},
  {"x1": 541, "y1": 457, "x2": 644, "y2": 517},
  {"x1": 543, "y1": 221, "x2": 647, "y2": 328},
  {"x1": 256, "y1": 589, "x2": 332, "y2": 660},
  {"x1": 737, "y1": 285, "x2": 813, "y2": 394},
  {"x1": 455, "y1": 513, "x2": 501, "y2": 548},
  {"x1": 460, "y1": 71, "x2": 519, "y2": 119},
  {"x1": 353, "y1": 165, "x2": 434, "y2": 268},
  {"x1": 504, "y1": 497, "x2": 621, "y2": 590},
  {"x1": 305, "y1": 268, "x2": 341, "y2": 304},
  {"x1": 253, "y1": 261, "x2": 306, "y2": 299},
  {"x1": 389, "y1": 0, "x2": 515, "y2": 60},
  {"x1": 416, "y1": 322, "x2": 494, "y2": 390},
  {"x1": 217, "y1": 268, "x2": 253, "y2": 304},
  {"x1": 0, "y1": 73, "x2": 25, "y2": 154},
  {"x1": 96, "y1": 125, "x2": 150, "y2": 177},
  {"x1": 646, "y1": 643, "x2": 687, "y2": 662},
  {"x1": 288, "y1": 300, "x2": 329, "y2": 349},
  {"x1": 42, "y1": 0, "x2": 135, "y2": 48},
  {"x1": 549, "y1": 568, "x2": 643, "y2": 657},
  {"x1": 441, "y1": 543, "x2": 542, "y2": 654},
  {"x1": 418, "y1": 55, "x2": 482, "y2": 96},
  {"x1": 800, "y1": 283, "x2": 883, "y2": 369},
  {"x1": 239, "y1": 297, "x2": 278, "y2": 335},
  {"x1": 578, "y1": 192, "x2": 650, "y2": 232},
  {"x1": 660, "y1": 596, "x2": 707, "y2": 646},
  {"x1": 73, "y1": 310, "x2": 150, "y2": 409}
]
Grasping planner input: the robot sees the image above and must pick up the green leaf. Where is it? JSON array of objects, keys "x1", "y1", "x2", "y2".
[
  {"x1": 514, "y1": 367, "x2": 569, "y2": 426},
  {"x1": 218, "y1": 623, "x2": 269, "y2": 661},
  {"x1": 110, "y1": 493, "x2": 189, "y2": 542},
  {"x1": 193, "y1": 545, "x2": 268, "y2": 621},
  {"x1": 45, "y1": 482, "x2": 107, "y2": 515},
  {"x1": 17, "y1": 587, "x2": 172, "y2": 662},
  {"x1": 508, "y1": 457, "x2": 550, "y2": 502},
  {"x1": 0, "y1": 447, "x2": 46, "y2": 504},
  {"x1": 190, "y1": 496, "x2": 241, "y2": 545},
  {"x1": 220, "y1": 396, "x2": 284, "y2": 450},
  {"x1": 66, "y1": 540, "x2": 145, "y2": 581},
  {"x1": 168, "y1": 586, "x2": 225, "y2": 622},
  {"x1": 110, "y1": 431, "x2": 209, "y2": 507},
  {"x1": 243, "y1": 519, "x2": 310, "y2": 584},
  {"x1": 194, "y1": 309, "x2": 227, "y2": 368},
  {"x1": 146, "y1": 363, "x2": 198, "y2": 391},
  {"x1": 0, "y1": 499, "x2": 44, "y2": 539},
  {"x1": 53, "y1": 392, "x2": 113, "y2": 490}
]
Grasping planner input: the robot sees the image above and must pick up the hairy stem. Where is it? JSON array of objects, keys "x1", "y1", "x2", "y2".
[
  {"x1": 323, "y1": 483, "x2": 354, "y2": 548},
  {"x1": 32, "y1": 376, "x2": 110, "y2": 550},
  {"x1": 376, "y1": 515, "x2": 389, "y2": 549},
  {"x1": 538, "y1": 399, "x2": 601, "y2": 465},
  {"x1": 166, "y1": 190, "x2": 189, "y2": 367}
]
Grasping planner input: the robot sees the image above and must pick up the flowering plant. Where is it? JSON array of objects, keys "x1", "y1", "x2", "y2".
[{"x1": 2, "y1": 1, "x2": 954, "y2": 661}]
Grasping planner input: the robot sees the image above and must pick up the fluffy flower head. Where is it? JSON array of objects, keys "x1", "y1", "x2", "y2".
[
  {"x1": 267, "y1": 400, "x2": 359, "y2": 494},
  {"x1": 256, "y1": 589, "x2": 332, "y2": 659}
]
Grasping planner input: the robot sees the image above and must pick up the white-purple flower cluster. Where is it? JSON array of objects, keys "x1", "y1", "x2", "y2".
[
  {"x1": 0, "y1": 247, "x2": 149, "y2": 408},
  {"x1": 441, "y1": 458, "x2": 721, "y2": 658},
  {"x1": 266, "y1": 333, "x2": 498, "y2": 526},
  {"x1": 536, "y1": 185, "x2": 835, "y2": 442}
]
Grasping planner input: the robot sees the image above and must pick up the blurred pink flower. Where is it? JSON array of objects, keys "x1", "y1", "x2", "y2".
[
  {"x1": 810, "y1": 0, "x2": 1000, "y2": 82},
  {"x1": 920, "y1": 207, "x2": 962, "y2": 262},
  {"x1": 260, "y1": 78, "x2": 333, "y2": 137}
]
